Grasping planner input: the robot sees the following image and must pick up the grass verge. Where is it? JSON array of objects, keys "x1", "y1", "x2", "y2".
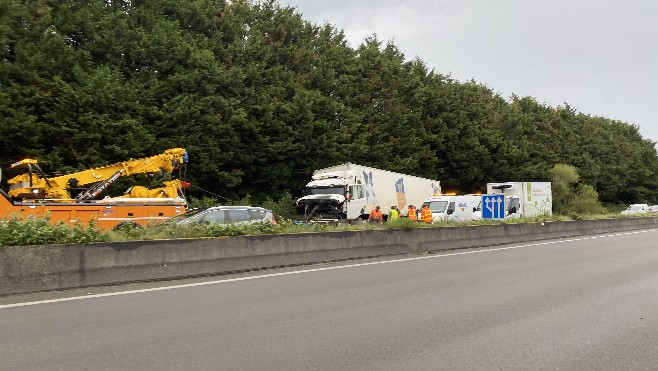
[{"x1": 0, "y1": 212, "x2": 655, "y2": 246}]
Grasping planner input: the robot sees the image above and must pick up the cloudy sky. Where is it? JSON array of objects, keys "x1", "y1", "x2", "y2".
[{"x1": 281, "y1": 0, "x2": 658, "y2": 142}]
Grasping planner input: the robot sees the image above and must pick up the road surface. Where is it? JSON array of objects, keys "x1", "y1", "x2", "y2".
[{"x1": 2, "y1": 230, "x2": 658, "y2": 370}]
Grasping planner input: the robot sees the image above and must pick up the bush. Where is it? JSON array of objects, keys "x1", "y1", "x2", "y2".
[
  {"x1": 550, "y1": 163, "x2": 606, "y2": 215},
  {"x1": 550, "y1": 163, "x2": 579, "y2": 214},
  {"x1": 0, "y1": 210, "x2": 643, "y2": 247},
  {"x1": 0, "y1": 216, "x2": 107, "y2": 246},
  {"x1": 261, "y1": 191, "x2": 297, "y2": 221},
  {"x1": 572, "y1": 184, "x2": 607, "y2": 215},
  {"x1": 386, "y1": 218, "x2": 422, "y2": 230}
]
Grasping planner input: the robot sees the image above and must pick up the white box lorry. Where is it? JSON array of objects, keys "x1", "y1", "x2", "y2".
[
  {"x1": 422, "y1": 194, "x2": 482, "y2": 222},
  {"x1": 484, "y1": 182, "x2": 552, "y2": 218},
  {"x1": 296, "y1": 163, "x2": 441, "y2": 222}
]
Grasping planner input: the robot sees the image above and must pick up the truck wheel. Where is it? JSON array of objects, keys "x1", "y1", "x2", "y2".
[{"x1": 112, "y1": 221, "x2": 142, "y2": 231}]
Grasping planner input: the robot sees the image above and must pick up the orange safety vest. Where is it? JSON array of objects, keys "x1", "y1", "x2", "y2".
[
  {"x1": 421, "y1": 207, "x2": 432, "y2": 223},
  {"x1": 408, "y1": 207, "x2": 417, "y2": 220},
  {"x1": 369, "y1": 209, "x2": 383, "y2": 221}
]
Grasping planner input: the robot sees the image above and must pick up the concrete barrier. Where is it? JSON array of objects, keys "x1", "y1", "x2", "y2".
[{"x1": 2, "y1": 217, "x2": 657, "y2": 296}]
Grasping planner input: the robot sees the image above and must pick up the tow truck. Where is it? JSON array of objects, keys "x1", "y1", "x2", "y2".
[{"x1": 1, "y1": 148, "x2": 189, "y2": 230}]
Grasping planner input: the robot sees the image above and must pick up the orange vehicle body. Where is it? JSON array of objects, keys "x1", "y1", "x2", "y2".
[
  {"x1": 0, "y1": 190, "x2": 185, "y2": 230},
  {"x1": 1, "y1": 148, "x2": 189, "y2": 230}
]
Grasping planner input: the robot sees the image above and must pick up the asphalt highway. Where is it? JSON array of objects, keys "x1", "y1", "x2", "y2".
[{"x1": 2, "y1": 229, "x2": 658, "y2": 370}]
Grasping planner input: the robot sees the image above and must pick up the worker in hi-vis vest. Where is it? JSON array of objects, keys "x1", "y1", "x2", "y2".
[
  {"x1": 420, "y1": 203, "x2": 432, "y2": 223},
  {"x1": 408, "y1": 205, "x2": 418, "y2": 221},
  {"x1": 388, "y1": 206, "x2": 399, "y2": 221},
  {"x1": 369, "y1": 206, "x2": 383, "y2": 223}
]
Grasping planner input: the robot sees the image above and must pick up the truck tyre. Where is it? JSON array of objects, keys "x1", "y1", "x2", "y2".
[{"x1": 112, "y1": 221, "x2": 142, "y2": 231}]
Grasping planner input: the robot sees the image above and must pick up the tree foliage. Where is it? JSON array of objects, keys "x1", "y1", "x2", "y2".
[
  {"x1": 550, "y1": 163, "x2": 606, "y2": 215},
  {"x1": 572, "y1": 184, "x2": 606, "y2": 215},
  {"x1": 2, "y1": 0, "x2": 658, "y2": 207},
  {"x1": 550, "y1": 164, "x2": 580, "y2": 214}
]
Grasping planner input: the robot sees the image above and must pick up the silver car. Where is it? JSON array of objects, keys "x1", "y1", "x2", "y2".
[{"x1": 169, "y1": 206, "x2": 276, "y2": 225}]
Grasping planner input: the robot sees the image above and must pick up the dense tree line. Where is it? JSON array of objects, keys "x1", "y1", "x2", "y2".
[{"x1": 2, "y1": 0, "x2": 657, "y2": 206}]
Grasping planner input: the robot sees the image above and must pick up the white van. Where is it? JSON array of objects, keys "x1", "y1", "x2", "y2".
[
  {"x1": 423, "y1": 195, "x2": 481, "y2": 222},
  {"x1": 620, "y1": 204, "x2": 649, "y2": 215}
]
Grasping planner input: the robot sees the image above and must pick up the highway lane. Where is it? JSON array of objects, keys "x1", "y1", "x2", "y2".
[{"x1": 2, "y1": 230, "x2": 658, "y2": 370}]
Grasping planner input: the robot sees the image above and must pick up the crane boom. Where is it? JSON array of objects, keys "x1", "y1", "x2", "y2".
[{"x1": 7, "y1": 148, "x2": 188, "y2": 201}]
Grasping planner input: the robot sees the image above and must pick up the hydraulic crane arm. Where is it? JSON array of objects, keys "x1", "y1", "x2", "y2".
[
  {"x1": 7, "y1": 148, "x2": 188, "y2": 201},
  {"x1": 74, "y1": 168, "x2": 127, "y2": 201}
]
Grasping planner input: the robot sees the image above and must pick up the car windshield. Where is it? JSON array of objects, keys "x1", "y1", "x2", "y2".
[
  {"x1": 168, "y1": 208, "x2": 209, "y2": 223},
  {"x1": 428, "y1": 201, "x2": 448, "y2": 213},
  {"x1": 304, "y1": 187, "x2": 344, "y2": 195},
  {"x1": 629, "y1": 205, "x2": 643, "y2": 211}
]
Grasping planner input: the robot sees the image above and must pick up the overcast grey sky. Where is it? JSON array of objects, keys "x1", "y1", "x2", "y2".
[{"x1": 282, "y1": 0, "x2": 658, "y2": 142}]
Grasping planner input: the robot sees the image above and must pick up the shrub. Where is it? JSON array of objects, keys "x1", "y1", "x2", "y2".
[
  {"x1": 0, "y1": 216, "x2": 107, "y2": 247},
  {"x1": 386, "y1": 218, "x2": 423, "y2": 230},
  {"x1": 572, "y1": 184, "x2": 607, "y2": 215},
  {"x1": 261, "y1": 191, "x2": 297, "y2": 221},
  {"x1": 550, "y1": 164, "x2": 606, "y2": 215},
  {"x1": 550, "y1": 164, "x2": 579, "y2": 214}
]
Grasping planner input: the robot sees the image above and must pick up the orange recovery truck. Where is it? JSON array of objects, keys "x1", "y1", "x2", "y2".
[{"x1": 0, "y1": 148, "x2": 189, "y2": 230}]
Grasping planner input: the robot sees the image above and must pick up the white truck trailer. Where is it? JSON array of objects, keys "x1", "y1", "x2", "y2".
[
  {"x1": 422, "y1": 194, "x2": 482, "y2": 222},
  {"x1": 296, "y1": 163, "x2": 441, "y2": 222},
  {"x1": 485, "y1": 182, "x2": 552, "y2": 218}
]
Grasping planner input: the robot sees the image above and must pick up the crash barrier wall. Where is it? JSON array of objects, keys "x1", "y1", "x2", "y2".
[{"x1": 2, "y1": 217, "x2": 658, "y2": 296}]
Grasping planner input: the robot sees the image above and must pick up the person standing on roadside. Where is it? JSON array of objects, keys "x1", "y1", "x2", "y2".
[
  {"x1": 388, "y1": 206, "x2": 399, "y2": 221},
  {"x1": 420, "y1": 203, "x2": 433, "y2": 223},
  {"x1": 369, "y1": 206, "x2": 383, "y2": 223},
  {"x1": 408, "y1": 205, "x2": 418, "y2": 221}
]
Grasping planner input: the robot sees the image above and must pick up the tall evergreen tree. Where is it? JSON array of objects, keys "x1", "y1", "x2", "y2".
[{"x1": 1, "y1": 0, "x2": 657, "y2": 206}]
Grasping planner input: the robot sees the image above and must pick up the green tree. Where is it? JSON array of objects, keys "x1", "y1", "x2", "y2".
[
  {"x1": 550, "y1": 164, "x2": 579, "y2": 214},
  {"x1": 572, "y1": 184, "x2": 606, "y2": 215},
  {"x1": 2, "y1": 0, "x2": 658, "y2": 208},
  {"x1": 550, "y1": 163, "x2": 606, "y2": 215}
]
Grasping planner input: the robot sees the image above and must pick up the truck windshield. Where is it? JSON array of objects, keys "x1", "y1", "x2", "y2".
[
  {"x1": 428, "y1": 201, "x2": 448, "y2": 213},
  {"x1": 304, "y1": 187, "x2": 345, "y2": 196}
]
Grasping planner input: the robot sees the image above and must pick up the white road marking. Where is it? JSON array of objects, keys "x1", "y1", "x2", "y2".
[{"x1": 2, "y1": 229, "x2": 655, "y2": 309}]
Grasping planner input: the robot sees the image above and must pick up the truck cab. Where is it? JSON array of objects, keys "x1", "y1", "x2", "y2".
[{"x1": 296, "y1": 171, "x2": 367, "y2": 221}]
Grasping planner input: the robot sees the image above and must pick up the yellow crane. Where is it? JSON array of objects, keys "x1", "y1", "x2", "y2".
[{"x1": 7, "y1": 148, "x2": 188, "y2": 201}]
